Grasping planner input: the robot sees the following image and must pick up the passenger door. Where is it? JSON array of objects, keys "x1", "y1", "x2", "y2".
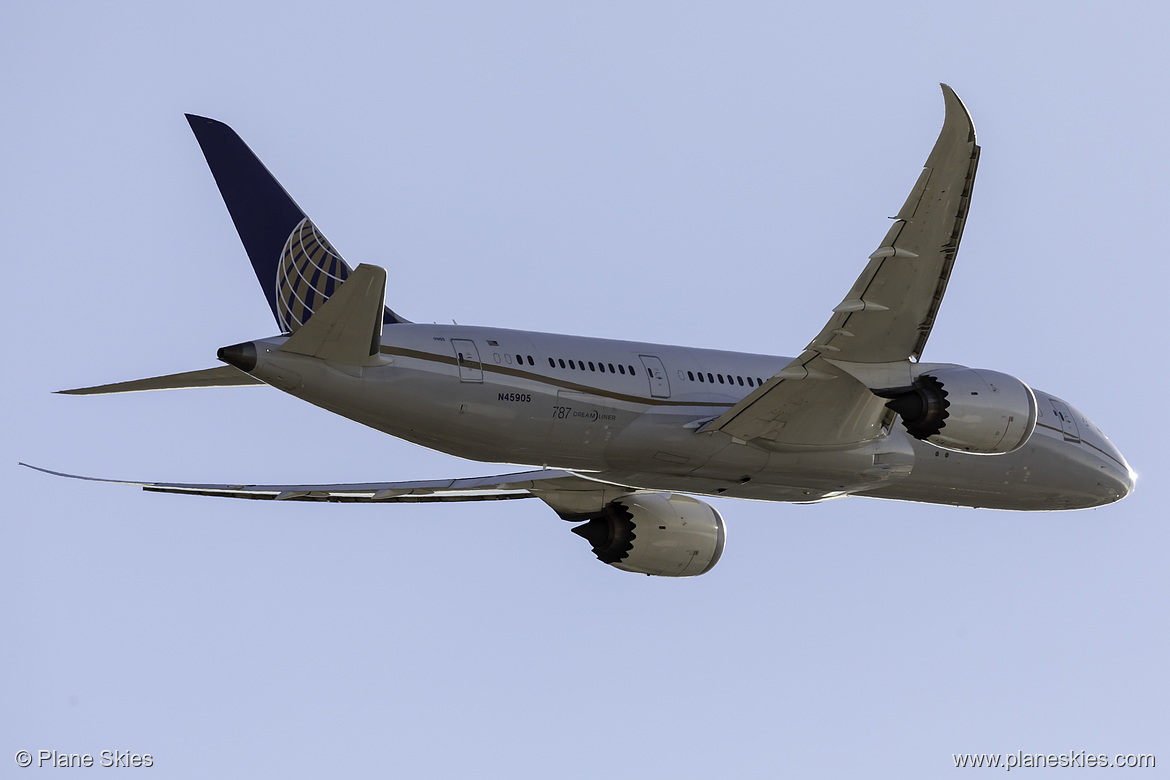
[
  {"x1": 1049, "y1": 399, "x2": 1080, "y2": 442},
  {"x1": 451, "y1": 339, "x2": 483, "y2": 382},
  {"x1": 639, "y1": 355, "x2": 670, "y2": 398}
]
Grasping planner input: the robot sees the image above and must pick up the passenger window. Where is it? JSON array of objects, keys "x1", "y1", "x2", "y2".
[
  {"x1": 628, "y1": 366, "x2": 635, "y2": 376},
  {"x1": 737, "y1": 376, "x2": 744, "y2": 386},
  {"x1": 717, "y1": 374, "x2": 725, "y2": 384},
  {"x1": 589, "y1": 362, "x2": 595, "y2": 371},
  {"x1": 698, "y1": 373, "x2": 705, "y2": 383},
  {"x1": 618, "y1": 365, "x2": 626, "y2": 375},
  {"x1": 688, "y1": 371, "x2": 695, "y2": 381},
  {"x1": 608, "y1": 363, "x2": 616, "y2": 373},
  {"x1": 558, "y1": 359, "x2": 566, "y2": 369}
]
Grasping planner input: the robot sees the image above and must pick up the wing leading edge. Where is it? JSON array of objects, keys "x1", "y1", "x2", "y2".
[{"x1": 703, "y1": 84, "x2": 980, "y2": 449}]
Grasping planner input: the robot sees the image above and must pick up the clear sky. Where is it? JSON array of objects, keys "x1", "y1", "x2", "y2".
[{"x1": 3, "y1": 2, "x2": 1166, "y2": 777}]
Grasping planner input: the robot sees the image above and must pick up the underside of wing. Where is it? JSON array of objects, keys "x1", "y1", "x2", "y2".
[
  {"x1": 19, "y1": 464, "x2": 636, "y2": 513},
  {"x1": 705, "y1": 85, "x2": 980, "y2": 449}
]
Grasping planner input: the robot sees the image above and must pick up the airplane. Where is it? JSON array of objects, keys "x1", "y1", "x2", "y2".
[{"x1": 24, "y1": 85, "x2": 1135, "y2": 577}]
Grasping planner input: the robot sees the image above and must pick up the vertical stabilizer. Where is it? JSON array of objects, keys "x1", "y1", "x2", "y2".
[{"x1": 185, "y1": 115, "x2": 407, "y2": 331}]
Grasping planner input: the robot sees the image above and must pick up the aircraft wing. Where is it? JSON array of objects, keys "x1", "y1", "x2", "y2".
[
  {"x1": 704, "y1": 84, "x2": 980, "y2": 448},
  {"x1": 19, "y1": 464, "x2": 635, "y2": 513}
]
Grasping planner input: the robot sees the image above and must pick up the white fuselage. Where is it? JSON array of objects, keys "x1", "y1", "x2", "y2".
[{"x1": 241, "y1": 323, "x2": 1133, "y2": 512}]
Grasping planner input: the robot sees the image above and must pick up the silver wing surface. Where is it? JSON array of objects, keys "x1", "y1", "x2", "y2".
[
  {"x1": 19, "y1": 464, "x2": 635, "y2": 513},
  {"x1": 704, "y1": 84, "x2": 980, "y2": 449}
]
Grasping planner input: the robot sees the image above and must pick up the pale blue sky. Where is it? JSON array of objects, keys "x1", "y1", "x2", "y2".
[{"x1": 4, "y1": 2, "x2": 1166, "y2": 777}]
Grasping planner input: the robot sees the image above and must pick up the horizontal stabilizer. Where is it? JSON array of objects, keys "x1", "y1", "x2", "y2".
[
  {"x1": 19, "y1": 463, "x2": 616, "y2": 505},
  {"x1": 278, "y1": 263, "x2": 387, "y2": 365},
  {"x1": 57, "y1": 366, "x2": 263, "y2": 395}
]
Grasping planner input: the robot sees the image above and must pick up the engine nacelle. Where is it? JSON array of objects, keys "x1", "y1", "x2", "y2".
[
  {"x1": 878, "y1": 367, "x2": 1038, "y2": 454},
  {"x1": 569, "y1": 493, "x2": 726, "y2": 577}
]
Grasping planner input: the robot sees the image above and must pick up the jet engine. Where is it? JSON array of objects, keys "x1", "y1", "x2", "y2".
[
  {"x1": 876, "y1": 367, "x2": 1038, "y2": 454},
  {"x1": 569, "y1": 493, "x2": 726, "y2": 577}
]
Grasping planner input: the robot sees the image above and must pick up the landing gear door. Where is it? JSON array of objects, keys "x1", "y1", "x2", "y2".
[
  {"x1": 451, "y1": 339, "x2": 483, "y2": 382},
  {"x1": 639, "y1": 355, "x2": 670, "y2": 398}
]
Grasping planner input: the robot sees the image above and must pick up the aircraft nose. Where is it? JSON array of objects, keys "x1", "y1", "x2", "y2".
[
  {"x1": 1104, "y1": 451, "x2": 1132, "y2": 500},
  {"x1": 1098, "y1": 447, "x2": 1136, "y2": 503},
  {"x1": 1080, "y1": 430, "x2": 1135, "y2": 506}
]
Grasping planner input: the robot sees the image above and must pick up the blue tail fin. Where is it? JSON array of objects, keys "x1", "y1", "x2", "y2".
[{"x1": 185, "y1": 115, "x2": 407, "y2": 331}]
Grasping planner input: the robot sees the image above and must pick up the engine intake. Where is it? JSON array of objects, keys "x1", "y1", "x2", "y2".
[
  {"x1": 569, "y1": 493, "x2": 726, "y2": 577},
  {"x1": 876, "y1": 367, "x2": 1038, "y2": 455}
]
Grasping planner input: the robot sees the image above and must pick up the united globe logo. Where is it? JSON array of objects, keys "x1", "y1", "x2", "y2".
[{"x1": 276, "y1": 218, "x2": 351, "y2": 333}]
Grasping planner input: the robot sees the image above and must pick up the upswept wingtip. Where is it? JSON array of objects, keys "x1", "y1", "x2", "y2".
[{"x1": 939, "y1": 83, "x2": 977, "y2": 143}]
